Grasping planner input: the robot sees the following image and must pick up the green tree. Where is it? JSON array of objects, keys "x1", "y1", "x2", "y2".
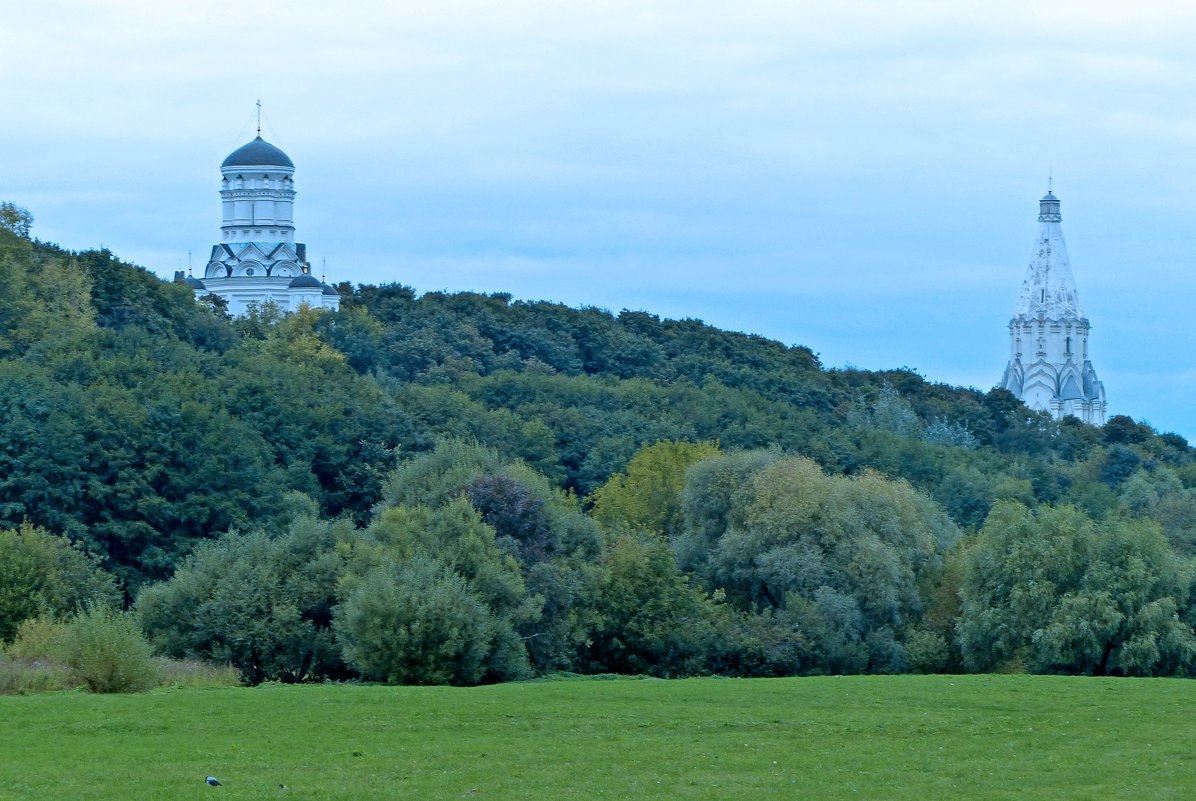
[
  {"x1": 376, "y1": 440, "x2": 603, "y2": 674},
  {"x1": 589, "y1": 439, "x2": 721, "y2": 538},
  {"x1": 675, "y1": 449, "x2": 779, "y2": 572},
  {"x1": 0, "y1": 244, "x2": 95, "y2": 356},
  {"x1": 136, "y1": 507, "x2": 351, "y2": 683},
  {"x1": 697, "y1": 455, "x2": 957, "y2": 672},
  {"x1": 710, "y1": 457, "x2": 955, "y2": 619},
  {"x1": 336, "y1": 499, "x2": 535, "y2": 684},
  {"x1": 0, "y1": 202, "x2": 32, "y2": 239},
  {"x1": 959, "y1": 502, "x2": 1196, "y2": 675},
  {"x1": 334, "y1": 555, "x2": 523, "y2": 685},
  {"x1": 586, "y1": 531, "x2": 735, "y2": 676},
  {"x1": 0, "y1": 522, "x2": 119, "y2": 642},
  {"x1": 1116, "y1": 468, "x2": 1196, "y2": 555}
]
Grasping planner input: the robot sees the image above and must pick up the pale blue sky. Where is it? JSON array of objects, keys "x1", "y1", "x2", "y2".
[{"x1": 3, "y1": 1, "x2": 1195, "y2": 439}]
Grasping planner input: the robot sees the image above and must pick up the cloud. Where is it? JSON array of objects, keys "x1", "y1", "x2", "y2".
[{"x1": 4, "y1": 0, "x2": 1196, "y2": 438}]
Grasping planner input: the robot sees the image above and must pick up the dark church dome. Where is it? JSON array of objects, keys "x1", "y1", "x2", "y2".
[
  {"x1": 222, "y1": 136, "x2": 294, "y2": 168},
  {"x1": 288, "y1": 273, "x2": 323, "y2": 289}
]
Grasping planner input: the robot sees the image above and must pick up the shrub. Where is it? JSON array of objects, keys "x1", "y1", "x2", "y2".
[
  {"x1": 3, "y1": 615, "x2": 67, "y2": 662},
  {"x1": 136, "y1": 515, "x2": 351, "y2": 684},
  {"x1": 1, "y1": 617, "x2": 238, "y2": 693},
  {"x1": 0, "y1": 652, "x2": 73, "y2": 695},
  {"x1": 0, "y1": 616, "x2": 73, "y2": 694},
  {"x1": 59, "y1": 605, "x2": 160, "y2": 693},
  {"x1": 904, "y1": 630, "x2": 950, "y2": 674},
  {"x1": 335, "y1": 556, "x2": 528, "y2": 685},
  {"x1": 156, "y1": 658, "x2": 242, "y2": 688}
]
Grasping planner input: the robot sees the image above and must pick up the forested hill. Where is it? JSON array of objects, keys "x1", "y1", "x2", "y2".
[{"x1": 4, "y1": 204, "x2": 1196, "y2": 682}]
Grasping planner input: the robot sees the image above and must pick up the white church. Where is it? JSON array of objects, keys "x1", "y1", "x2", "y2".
[
  {"x1": 998, "y1": 191, "x2": 1106, "y2": 425},
  {"x1": 179, "y1": 130, "x2": 340, "y2": 315}
]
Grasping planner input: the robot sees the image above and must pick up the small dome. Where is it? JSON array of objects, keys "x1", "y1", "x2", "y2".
[
  {"x1": 288, "y1": 273, "x2": 323, "y2": 289},
  {"x1": 222, "y1": 136, "x2": 294, "y2": 168},
  {"x1": 184, "y1": 275, "x2": 207, "y2": 290},
  {"x1": 322, "y1": 283, "x2": 339, "y2": 296}
]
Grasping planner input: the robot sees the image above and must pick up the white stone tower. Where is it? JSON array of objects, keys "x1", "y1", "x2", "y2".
[
  {"x1": 998, "y1": 191, "x2": 1106, "y2": 424},
  {"x1": 187, "y1": 118, "x2": 340, "y2": 315}
]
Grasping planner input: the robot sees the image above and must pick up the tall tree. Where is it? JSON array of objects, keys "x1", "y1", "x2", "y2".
[{"x1": 959, "y1": 501, "x2": 1196, "y2": 675}]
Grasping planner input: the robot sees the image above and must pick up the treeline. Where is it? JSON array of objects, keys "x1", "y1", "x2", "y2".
[{"x1": 2, "y1": 202, "x2": 1196, "y2": 683}]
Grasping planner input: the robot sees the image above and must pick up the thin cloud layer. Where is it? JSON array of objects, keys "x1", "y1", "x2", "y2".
[{"x1": 3, "y1": 0, "x2": 1195, "y2": 437}]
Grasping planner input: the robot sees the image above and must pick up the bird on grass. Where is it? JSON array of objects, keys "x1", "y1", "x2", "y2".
[{"x1": 206, "y1": 777, "x2": 223, "y2": 786}]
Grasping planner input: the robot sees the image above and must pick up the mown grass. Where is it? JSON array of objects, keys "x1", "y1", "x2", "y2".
[{"x1": 0, "y1": 674, "x2": 1191, "y2": 801}]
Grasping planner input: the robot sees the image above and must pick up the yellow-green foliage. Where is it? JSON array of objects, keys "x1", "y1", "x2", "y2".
[
  {"x1": 0, "y1": 217, "x2": 95, "y2": 354},
  {"x1": 58, "y1": 604, "x2": 160, "y2": 693},
  {"x1": 0, "y1": 616, "x2": 74, "y2": 694},
  {"x1": 590, "y1": 439, "x2": 720, "y2": 537},
  {"x1": 0, "y1": 522, "x2": 120, "y2": 642},
  {"x1": 1, "y1": 607, "x2": 160, "y2": 694},
  {"x1": 3, "y1": 615, "x2": 65, "y2": 663},
  {"x1": 1, "y1": 616, "x2": 239, "y2": 695}
]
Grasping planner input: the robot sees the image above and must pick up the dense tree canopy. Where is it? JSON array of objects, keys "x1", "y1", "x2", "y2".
[
  {"x1": 959, "y1": 502, "x2": 1196, "y2": 675},
  {"x1": 4, "y1": 208, "x2": 1196, "y2": 683}
]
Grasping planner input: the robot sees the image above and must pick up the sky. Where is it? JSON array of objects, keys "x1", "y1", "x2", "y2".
[{"x1": 3, "y1": 0, "x2": 1196, "y2": 440}]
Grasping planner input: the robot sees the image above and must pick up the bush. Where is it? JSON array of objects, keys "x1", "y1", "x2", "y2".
[
  {"x1": 0, "y1": 652, "x2": 73, "y2": 695},
  {"x1": 136, "y1": 516, "x2": 350, "y2": 684},
  {"x1": 1, "y1": 616, "x2": 237, "y2": 693},
  {"x1": 156, "y1": 658, "x2": 242, "y2": 688},
  {"x1": 3, "y1": 615, "x2": 66, "y2": 662},
  {"x1": 59, "y1": 605, "x2": 160, "y2": 693},
  {"x1": 0, "y1": 616, "x2": 73, "y2": 694},
  {"x1": 335, "y1": 556, "x2": 528, "y2": 685},
  {"x1": 904, "y1": 630, "x2": 950, "y2": 674}
]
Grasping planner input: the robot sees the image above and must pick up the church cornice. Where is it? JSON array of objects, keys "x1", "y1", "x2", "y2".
[
  {"x1": 220, "y1": 190, "x2": 296, "y2": 199},
  {"x1": 1008, "y1": 313, "x2": 1090, "y2": 326}
]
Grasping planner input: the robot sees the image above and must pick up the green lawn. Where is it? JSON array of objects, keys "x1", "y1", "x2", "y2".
[{"x1": 0, "y1": 675, "x2": 1191, "y2": 800}]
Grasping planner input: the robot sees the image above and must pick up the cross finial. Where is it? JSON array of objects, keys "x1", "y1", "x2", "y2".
[
  {"x1": 256, "y1": 99, "x2": 262, "y2": 136},
  {"x1": 1048, "y1": 167, "x2": 1053, "y2": 193}
]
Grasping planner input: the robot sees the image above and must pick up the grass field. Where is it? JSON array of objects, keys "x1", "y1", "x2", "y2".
[{"x1": 0, "y1": 674, "x2": 1192, "y2": 800}]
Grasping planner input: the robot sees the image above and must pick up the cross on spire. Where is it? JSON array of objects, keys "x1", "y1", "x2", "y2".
[{"x1": 256, "y1": 99, "x2": 262, "y2": 136}]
